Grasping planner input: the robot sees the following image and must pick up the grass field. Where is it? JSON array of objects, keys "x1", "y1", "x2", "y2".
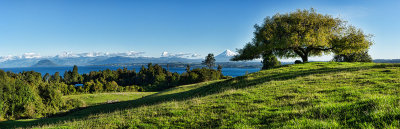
[
  {"x1": 62, "y1": 92, "x2": 156, "y2": 106},
  {"x1": 1, "y1": 62, "x2": 400, "y2": 128}
]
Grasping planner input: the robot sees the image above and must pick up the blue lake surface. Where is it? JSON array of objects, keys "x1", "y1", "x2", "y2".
[{"x1": 0, "y1": 66, "x2": 260, "y2": 77}]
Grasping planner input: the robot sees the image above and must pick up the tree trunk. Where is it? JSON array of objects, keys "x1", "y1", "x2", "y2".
[
  {"x1": 293, "y1": 48, "x2": 309, "y2": 63},
  {"x1": 301, "y1": 56, "x2": 308, "y2": 62}
]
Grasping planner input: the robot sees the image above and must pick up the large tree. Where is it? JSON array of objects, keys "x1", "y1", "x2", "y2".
[{"x1": 232, "y1": 8, "x2": 373, "y2": 64}]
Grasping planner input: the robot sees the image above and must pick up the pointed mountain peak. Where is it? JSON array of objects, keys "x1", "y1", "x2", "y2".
[{"x1": 217, "y1": 49, "x2": 238, "y2": 57}]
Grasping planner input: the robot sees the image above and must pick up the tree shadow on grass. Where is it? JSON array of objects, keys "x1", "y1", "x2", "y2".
[{"x1": 0, "y1": 65, "x2": 382, "y2": 128}]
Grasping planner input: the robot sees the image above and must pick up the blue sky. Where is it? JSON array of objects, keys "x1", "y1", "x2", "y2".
[{"x1": 0, "y1": 0, "x2": 399, "y2": 60}]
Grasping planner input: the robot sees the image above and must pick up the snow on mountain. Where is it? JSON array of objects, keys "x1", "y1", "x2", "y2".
[
  {"x1": 217, "y1": 49, "x2": 238, "y2": 57},
  {"x1": 54, "y1": 51, "x2": 145, "y2": 58},
  {"x1": 0, "y1": 53, "x2": 43, "y2": 63},
  {"x1": 161, "y1": 51, "x2": 169, "y2": 57},
  {"x1": 0, "y1": 50, "x2": 241, "y2": 67},
  {"x1": 106, "y1": 51, "x2": 145, "y2": 57},
  {"x1": 215, "y1": 49, "x2": 238, "y2": 62},
  {"x1": 77, "y1": 52, "x2": 105, "y2": 57},
  {"x1": 21, "y1": 53, "x2": 42, "y2": 59},
  {"x1": 0, "y1": 55, "x2": 17, "y2": 62},
  {"x1": 55, "y1": 51, "x2": 79, "y2": 58},
  {"x1": 191, "y1": 53, "x2": 201, "y2": 58},
  {"x1": 161, "y1": 51, "x2": 201, "y2": 59}
]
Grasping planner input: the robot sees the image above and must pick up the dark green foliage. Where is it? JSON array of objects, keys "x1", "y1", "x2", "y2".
[
  {"x1": 295, "y1": 60, "x2": 302, "y2": 64},
  {"x1": 202, "y1": 53, "x2": 216, "y2": 69},
  {"x1": 333, "y1": 51, "x2": 373, "y2": 62}
]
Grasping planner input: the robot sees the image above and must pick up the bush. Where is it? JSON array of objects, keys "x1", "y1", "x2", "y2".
[
  {"x1": 262, "y1": 54, "x2": 281, "y2": 70},
  {"x1": 295, "y1": 60, "x2": 302, "y2": 64}
]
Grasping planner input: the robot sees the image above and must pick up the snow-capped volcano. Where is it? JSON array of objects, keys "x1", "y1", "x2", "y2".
[
  {"x1": 215, "y1": 49, "x2": 238, "y2": 62},
  {"x1": 217, "y1": 49, "x2": 238, "y2": 57}
]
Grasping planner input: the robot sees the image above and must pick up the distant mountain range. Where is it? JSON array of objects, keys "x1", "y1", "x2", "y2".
[
  {"x1": 2, "y1": 50, "x2": 398, "y2": 68},
  {"x1": 0, "y1": 50, "x2": 240, "y2": 68}
]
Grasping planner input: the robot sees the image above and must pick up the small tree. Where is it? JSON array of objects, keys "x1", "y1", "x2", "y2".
[
  {"x1": 51, "y1": 72, "x2": 61, "y2": 82},
  {"x1": 186, "y1": 64, "x2": 191, "y2": 72},
  {"x1": 43, "y1": 73, "x2": 50, "y2": 82},
  {"x1": 217, "y1": 65, "x2": 222, "y2": 72},
  {"x1": 202, "y1": 53, "x2": 216, "y2": 69}
]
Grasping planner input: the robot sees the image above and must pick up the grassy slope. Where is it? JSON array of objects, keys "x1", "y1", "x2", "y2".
[
  {"x1": 62, "y1": 92, "x2": 156, "y2": 106},
  {"x1": 1, "y1": 62, "x2": 400, "y2": 128}
]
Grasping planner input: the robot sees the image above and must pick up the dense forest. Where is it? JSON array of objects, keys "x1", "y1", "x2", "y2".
[{"x1": 0, "y1": 63, "x2": 226, "y2": 120}]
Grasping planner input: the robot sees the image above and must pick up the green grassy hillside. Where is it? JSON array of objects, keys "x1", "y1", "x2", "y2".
[
  {"x1": 1, "y1": 62, "x2": 400, "y2": 128},
  {"x1": 62, "y1": 92, "x2": 156, "y2": 106}
]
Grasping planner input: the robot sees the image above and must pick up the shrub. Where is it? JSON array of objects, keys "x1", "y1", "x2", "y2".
[{"x1": 261, "y1": 54, "x2": 281, "y2": 70}]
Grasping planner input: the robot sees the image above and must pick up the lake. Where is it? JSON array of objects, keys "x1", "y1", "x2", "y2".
[{"x1": 0, "y1": 66, "x2": 260, "y2": 77}]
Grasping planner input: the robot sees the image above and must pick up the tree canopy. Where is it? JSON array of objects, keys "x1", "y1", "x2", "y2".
[{"x1": 232, "y1": 8, "x2": 373, "y2": 64}]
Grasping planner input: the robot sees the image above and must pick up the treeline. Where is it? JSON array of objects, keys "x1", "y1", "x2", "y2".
[
  {"x1": 0, "y1": 63, "x2": 225, "y2": 120},
  {"x1": 62, "y1": 63, "x2": 226, "y2": 93}
]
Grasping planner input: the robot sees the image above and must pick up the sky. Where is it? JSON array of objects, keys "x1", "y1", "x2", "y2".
[{"x1": 0, "y1": 0, "x2": 399, "y2": 61}]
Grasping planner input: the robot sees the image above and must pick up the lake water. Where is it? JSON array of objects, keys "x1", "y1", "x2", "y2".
[{"x1": 0, "y1": 66, "x2": 260, "y2": 77}]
